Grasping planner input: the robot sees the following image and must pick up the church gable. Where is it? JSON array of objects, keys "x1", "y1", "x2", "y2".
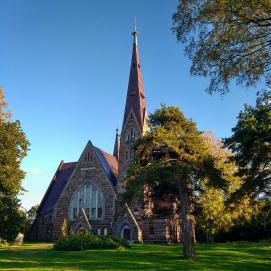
[
  {"x1": 122, "y1": 107, "x2": 141, "y2": 136},
  {"x1": 52, "y1": 141, "x2": 118, "y2": 239},
  {"x1": 65, "y1": 141, "x2": 118, "y2": 190}
]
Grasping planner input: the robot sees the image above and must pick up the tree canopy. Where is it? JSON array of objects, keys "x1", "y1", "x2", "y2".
[
  {"x1": 0, "y1": 88, "x2": 30, "y2": 240},
  {"x1": 172, "y1": 0, "x2": 271, "y2": 94},
  {"x1": 196, "y1": 133, "x2": 253, "y2": 242},
  {"x1": 123, "y1": 105, "x2": 232, "y2": 258},
  {"x1": 224, "y1": 89, "x2": 271, "y2": 199}
]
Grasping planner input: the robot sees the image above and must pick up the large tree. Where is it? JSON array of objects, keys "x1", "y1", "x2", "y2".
[
  {"x1": 196, "y1": 133, "x2": 253, "y2": 242},
  {"x1": 172, "y1": 0, "x2": 271, "y2": 94},
  {"x1": 123, "y1": 105, "x2": 228, "y2": 258},
  {"x1": 0, "y1": 88, "x2": 30, "y2": 241},
  {"x1": 224, "y1": 89, "x2": 271, "y2": 199}
]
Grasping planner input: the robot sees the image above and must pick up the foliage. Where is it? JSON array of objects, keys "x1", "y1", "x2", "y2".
[
  {"x1": 196, "y1": 133, "x2": 253, "y2": 242},
  {"x1": 172, "y1": 1, "x2": 271, "y2": 94},
  {"x1": 0, "y1": 88, "x2": 30, "y2": 240},
  {"x1": 0, "y1": 239, "x2": 9, "y2": 248},
  {"x1": 60, "y1": 218, "x2": 68, "y2": 238},
  {"x1": 0, "y1": 88, "x2": 11, "y2": 121},
  {"x1": 215, "y1": 198, "x2": 271, "y2": 242},
  {"x1": 123, "y1": 105, "x2": 229, "y2": 258},
  {"x1": 26, "y1": 205, "x2": 39, "y2": 222},
  {"x1": 24, "y1": 205, "x2": 39, "y2": 239},
  {"x1": 53, "y1": 233, "x2": 129, "y2": 251},
  {"x1": 0, "y1": 242, "x2": 270, "y2": 271},
  {"x1": 0, "y1": 196, "x2": 26, "y2": 241},
  {"x1": 224, "y1": 89, "x2": 271, "y2": 199}
]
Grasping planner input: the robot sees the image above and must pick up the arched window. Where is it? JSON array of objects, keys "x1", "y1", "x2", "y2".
[
  {"x1": 68, "y1": 182, "x2": 103, "y2": 221},
  {"x1": 127, "y1": 128, "x2": 136, "y2": 141}
]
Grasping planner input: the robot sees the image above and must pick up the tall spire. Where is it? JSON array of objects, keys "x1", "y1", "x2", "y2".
[
  {"x1": 122, "y1": 26, "x2": 146, "y2": 131},
  {"x1": 113, "y1": 127, "x2": 120, "y2": 160}
]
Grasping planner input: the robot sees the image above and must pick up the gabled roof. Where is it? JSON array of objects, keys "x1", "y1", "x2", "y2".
[
  {"x1": 122, "y1": 31, "x2": 146, "y2": 131},
  {"x1": 94, "y1": 147, "x2": 118, "y2": 187},
  {"x1": 38, "y1": 161, "x2": 77, "y2": 214},
  {"x1": 37, "y1": 145, "x2": 119, "y2": 215}
]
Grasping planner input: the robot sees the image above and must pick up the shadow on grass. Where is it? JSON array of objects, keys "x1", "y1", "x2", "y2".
[{"x1": 0, "y1": 242, "x2": 270, "y2": 271}]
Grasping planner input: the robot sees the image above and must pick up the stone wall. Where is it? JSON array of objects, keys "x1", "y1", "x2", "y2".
[
  {"x1": 33, "y1": 211, "x2": 53, "y2": 241},
  {"x1": 52, "y1": 142, "x2": 116, "y2": 240},
  {"x1": 118, "y1": 111, "x2": 141, "y2": 182}
]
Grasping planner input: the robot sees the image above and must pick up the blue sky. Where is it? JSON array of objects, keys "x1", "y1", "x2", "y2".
[{"x1": 1, "y1": 0, "x2": 258, "y2": 210}]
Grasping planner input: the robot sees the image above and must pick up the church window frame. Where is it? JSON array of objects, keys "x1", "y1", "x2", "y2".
[
  {"x1": 68, "y1": 181, "x2": 104, "y2": 221},
  {"x1": 127, "y1": 128, "x2": 136, "y2": 142}
]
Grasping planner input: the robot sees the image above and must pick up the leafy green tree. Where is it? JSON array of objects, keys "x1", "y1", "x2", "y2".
[
  {"x1": 224, "y1": 89, "x2": 271, "y2": 199},
  {"x1": 215, "y1": 198, "x2": 271, "y2": 242},
  {"x1": 172, "y1": 1, "x2": 271, "y2": 94},
  {"x1": 24, "y1": 204, "x2": 39, "y2": 239},
  {"x1": 0, "y1": 87, "x2": 30, "y2": 241},
  {"x1": 26, "y1": 204, "x2": 39, "y2": 223},
  {"x1": 123, "y1": 105, "x2": 227, "y2": 258},
  {"x1": 196, "y1": 133, "x2": 253, "y2": 242},
  {"x1": 0, "y1": 196, "x2": 26, "y2": 241}
]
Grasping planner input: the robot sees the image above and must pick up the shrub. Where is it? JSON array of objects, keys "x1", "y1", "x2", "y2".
[
  {"x1": 0, "y1": 239, "x2": 9, "y2": 248},
  {"x1": 53, "y1": 233, "x2": 129, "y2": 251}
]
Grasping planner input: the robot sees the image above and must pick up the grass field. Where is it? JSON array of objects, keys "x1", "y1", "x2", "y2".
[{"x1": 0, "y1": 242, "x2": 270, "y2": 271}]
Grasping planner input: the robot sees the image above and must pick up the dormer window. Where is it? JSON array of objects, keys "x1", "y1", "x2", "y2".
[{"x1": 127, "y1": 128, "x2": 136, "y2": 141}]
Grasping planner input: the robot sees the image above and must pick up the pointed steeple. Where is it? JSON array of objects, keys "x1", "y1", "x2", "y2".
[
  {"x1": 113, "y1": 128, "x2": 120, "y2": 160},
  {"x1": 122, "y1": 27, "x2": 146, "y2": 131}
]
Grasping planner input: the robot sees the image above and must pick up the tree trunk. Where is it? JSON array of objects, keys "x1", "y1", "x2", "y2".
[{"x1": 179, "y1": 178, "x2": 196, "y2": 259}]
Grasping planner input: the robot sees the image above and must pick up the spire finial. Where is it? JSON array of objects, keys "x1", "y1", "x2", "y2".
[
  {"x1": 132, "y1": 16, "x2": 139, "y2": 45},
  {"x1": 113, "y1": 124, "x2": 120, "y2": 160}
]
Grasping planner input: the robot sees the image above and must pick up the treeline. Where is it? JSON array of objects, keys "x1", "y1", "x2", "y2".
[
  {"x1": 197, "y1": 199, "x2": 271, "y2": 242},
  {"x1": 123, "y1": 90, "x2": 271, "y2": 258}
]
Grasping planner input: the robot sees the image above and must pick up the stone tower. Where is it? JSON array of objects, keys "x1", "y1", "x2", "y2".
[{"x1": 118, "y1": 28, "x2": 148, "y2": 182}]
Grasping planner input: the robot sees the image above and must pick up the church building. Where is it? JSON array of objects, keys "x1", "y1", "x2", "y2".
[{"x1": 31, "y1": 30, "x2": 180, "y2": 243}]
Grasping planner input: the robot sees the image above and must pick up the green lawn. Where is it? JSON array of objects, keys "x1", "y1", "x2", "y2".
[{"x1": 0, "y1": 242, "x2": 270, "y2": 271}]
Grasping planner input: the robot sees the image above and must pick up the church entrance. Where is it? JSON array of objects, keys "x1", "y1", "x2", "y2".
[
  {"x1": 121, "y1": 225, "x2": 131, "y2": 240},
  {"x1": 123, "y1": 228, "x2": 130, "y2": 240}
]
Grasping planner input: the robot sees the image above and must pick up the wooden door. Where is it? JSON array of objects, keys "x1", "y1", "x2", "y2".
[{"x1": 123, "y1": 228, "x2": 131, "y2": 240}]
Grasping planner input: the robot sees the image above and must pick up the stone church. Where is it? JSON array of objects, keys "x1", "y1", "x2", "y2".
[{"x1": 31, "y1": 30, "x2": 180, "y2": 243}]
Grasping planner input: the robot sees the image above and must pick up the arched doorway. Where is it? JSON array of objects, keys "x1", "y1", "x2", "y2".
[{"x1": 121, "y1": 225, "x2": 131, "y2": 240}]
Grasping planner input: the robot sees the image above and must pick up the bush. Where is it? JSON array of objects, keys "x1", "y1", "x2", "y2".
[
  {"x1": 53, "y1": 233, "x2": 129, "y2": 251},
  {"x1": 0, "y1": 239, "x2": 9, "y2": 248}
]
